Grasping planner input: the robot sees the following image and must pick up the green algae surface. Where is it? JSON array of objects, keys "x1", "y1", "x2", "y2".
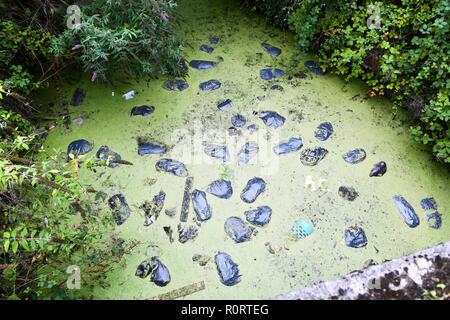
[{"x1": 39, "y1": 0, "x2": 449, "y2": 299}]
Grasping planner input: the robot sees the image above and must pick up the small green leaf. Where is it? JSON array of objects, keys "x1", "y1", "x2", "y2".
[
  {"x1": 12, "y1": 240, "x2": 18, "y2": 253},
  {"x1": 4, "y1": 240, "x2": 10, "y2": 252},
  {"x1": 21, "y1": 239, "x2": 30, "y2": 250}
]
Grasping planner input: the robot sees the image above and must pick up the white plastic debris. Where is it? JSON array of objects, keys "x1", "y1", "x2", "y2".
[
  {"x1": 122, "y1": 90, "x2": 135, "y2": 100},
  {"x1": 112, "y1": 92, "x2": 115, "y2": 96}
]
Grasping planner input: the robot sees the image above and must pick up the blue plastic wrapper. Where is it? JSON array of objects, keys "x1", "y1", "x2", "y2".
[{"x1": 215, "y1": 252, "x2": 240, "y2": 286}]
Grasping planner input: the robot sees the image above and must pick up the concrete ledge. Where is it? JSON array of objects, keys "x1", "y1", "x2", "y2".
[{"x1": 271, "y1": 241, "x2": 449, "y2": 300}]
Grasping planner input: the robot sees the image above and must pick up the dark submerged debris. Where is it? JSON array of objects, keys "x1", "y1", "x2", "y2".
[
  {"x1": 224, "y1": 216, "x2": 256, "y2": 243},
  {"x1": 204, "y1": 144, "x2": 230, "y2": 162},
  {"x1": 130, "y1": 105, "x2": 155, "y2": 117},
  {"x1": 231, "y1": 114, "x2": 246, "y2": 127},
  {"x1": 244, "y1": 206, "x2": 272, "y2": 227},
  {"x1": 240, "y1": 177, "x2": 266, "y2": 203},
  {"x1": 189, "y1": 60, "x2": 216, "y2": 70},
  {"x1": 96, "y1": 145, "x2": 121, "y2": 168},
  {"x1": 180, "y1": 177, "x2": 194, "y2": 222},
  {"x1": 393, "y1": 195, "x2": 420, "y2": 228},
  {"x1": 191, "y1": 189, "x2": 212, "y2": 222},
  {"x1": 273, "y1": 137, "x2": 303, "y2": 155},
  {"x1": 138, "y1": 143, "x2": 166, "y2": 156},
  {"x1": 135, "y1": 258, "x2": 171, "y2": 287},
  {"x1": 199, "y1": 80, "x2": 221, "y2": 91},
  {"x1": 155, "y1": 159, "x2": 188, "y2": 177},
  {"x1": 343, "y1": 148, "x2": 367, "y2": 164},
  {"x1": 369, "y1": 161, "x2": 387, "y2": 177},
  {"x1": 66, "y1": 139, "x2": 93, "y2": 162},
  {"x1": 426, "y1": 212, "x2": 441, "y2": 229},
  {"x1": 215, "y1": 252, "x2": 240, "y2": 286},
  {"x1": 163, "y1": 226, "x2": 174, "y2": 243},
  {"x1": 108, "y1": 194, "x2": 131, "y2": 225},
  {"x1": 338, "y1": 186, "x2": 359, "y2": 201},
  {"x1": 217, "y1": 99, "x2": 234, "y2": 111},
  {"x1": 71, "y1": 88, "x2": 85, "y2": 106},
  {"x1": 314, "y1": 122, "x2": 334, "y2": 141},
  {"x1": 299, "y1": 147, "x2": 328, "y2": 166},
  {"x1": 270, "y1": 84, "x2": 283, "y2": 91},
  {"x1": 258, "y1": 111, "x2": 286, "y2": 128},
  {"x1": 238, "y1": 141, "x2": 259, "y2": 164},
  {"x1": 206, "y1": 179, "x2": 233, "y2": 199},
  {"x1": 261, "y1": 43, "x2": 281, "y2": 56},
  {"x1": 304, "y1": 61, "x2": 325, "y2": 76},
  {"x1": 178, "y1": 223, "x2": 199, "y2": 243},
  {"x1": 345, "y1": 226, "x2": 368, "y2": 248},
  {"x1": 210, "y1": 37, "x2": 219, "y2": 44}
]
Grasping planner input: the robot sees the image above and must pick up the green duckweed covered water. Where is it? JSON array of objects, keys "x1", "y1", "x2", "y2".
[{"x1": 39, "y1": 0, "x2": 449, "y2": 299}]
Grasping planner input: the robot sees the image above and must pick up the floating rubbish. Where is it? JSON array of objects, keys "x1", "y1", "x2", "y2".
[
  {"x1": 189, "y1": 60, "x2": 216, "y2": 70},
  {"x1": 112, "y1": 92, "x2": 114, "y2": 96},
  {"x1": 270, "y1": 85, "x2": 283, "y2": 91},
  {"x1": 72, "y1": 117, "x2": 84, "y2": 125},
  {"x1": 178, "y1": 223, "x2": 199, "y2": 243},
  {"x1": 96, "y1": 145, "x2": 121, "y2": 168},
  {"x1": 238, "y1": 141, "x2": 258, "y2": 164},
  {"x1": 192, "y1": 189, "x2": 212, "y2": 222},
  {"x1": 265, "y1": 242, "x2": 275, "y2": 254},
  {"x1": 204, "y1": 144, "x2": 230, "y2": 162},
  {"x1": 224, "y1": 216, "x2": 256, "y2": 243},
  {"x1": 343, "y1": 148, "x2": 366, "y2": 164},
  {"x1": 300, "y1": 147, "x2": 328, "y2": 166},
  {"x1": 241, "y1": 177, "x2": 266, "y2": 203},
  {"x1": 314, "y1": 122, "x2": 333, "y2": 141},
  {"x1": 210, "y1": 37, "x2": 219, "y2": 45},
  {"x1": 148, "y1": 281, "x2": 205, "y2": 300},
  {"x1": 217, "y1": 99, "x2": 234, "y2": 111},
  {"x1": 421, "y1": 198, "x2": 437, "y2": 211},
  {"x1": 290, "y1": 219, "x2": 314, "y2": 239},
  {"x1": 135, "y1": 258, "x2": 171, "y2": 287},
  {"x1": 304, "y1": 61, "x2": 325, "y2": 76},
  {"x1": 426, "y1": 212, "x2": 441, "y2": 229},
  {"x1": 71, "y1": 88, "x2": 85, "y2": 106},
  {"x1": 138, "y1": 143, "x2": 167, "y2": 156},
  {"x1": 345, "y1": 226, "x2": 368, "y2": 248},
  {"x1": 192, "y1": 254, "x2": 211, "y2": 266},
  {"x1": 163, "y1": 226, "x2": 174, "y2": 243},
  {"x1": 206, "y1": 179, "x2": 233, "y2": 199},
  {"x1": 215, "y1": 252, "x2": 240, "y2": 286},
  {"x1": 123, "y1": 90, "x2": 135, "y2": 100},
  {"x1": 231, "y1": 114, "x2": 246, "y2": 127},
  {"x1": 393, "y1": 195, "x2": 420, "y2": 228},
  {"x1": 180, "y1": 177, "x2": 194, "y2": 222},
  {"x1": 247, "y1": 124, "x2": 257, "y2": 132},
  {"x1": 199, "y1": 80, "x2": 221, "y2": 91},
  {"x1": 108, "y1": 194, "x2": 131, "y2": 225},
  {"x1": 338, "y1": 186, "x2": 359, "y2": 201},
  {"x1": 258, "y1": 111, "x2": 285, "y2": 128},
  {"x1": 155, "y1": 159, "x2": 188, "y2": 177},
  {"x1": 200, "y1": 44, "x2": 214, "y2": 54},
  {"x1": 244, "y1": 206, "x2": 272, "y2": 227},
  {"x1": 260, "y1": 68, "x2": 284, "y2": 80},
  {"x1": 163, "y1": 79, "x2": 189, "y2": 91},
  {"x1": 304, "y1": 175, "x2": 328, "y2": 192},
  {"x1": 261, "y1": 43, "x2": 281, "y2": 56},
  {"x1": 131, "y1": 105, "x2": 155, "y2": 117},
  {"x1": 369, "y1": 161, "x2": 387, "y2": 177},
  {"x1": 66, "y1": 139, "x2": 93, "y2": 162},
  {"x1": 273, "y1": 137, "x2": 303, "y2": 155},
  {"x1": 47, "y1": 122, "x2": 57, "y2": 130}
]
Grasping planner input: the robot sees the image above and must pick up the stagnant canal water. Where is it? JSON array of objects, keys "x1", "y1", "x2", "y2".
[{"x1": 38, "y1": 0, "x2": 449, "y2": 299}]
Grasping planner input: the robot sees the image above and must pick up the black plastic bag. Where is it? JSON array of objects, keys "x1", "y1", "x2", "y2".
[
  {"x1": 304, "y1": 61, "x2": 325, "y2": 76},
  {"x1": 338, "y1": 186, "x2": 359, "y2": 201},
  {"x1": 200, "y1": 44, "x2": 214, "y2": 54},
  {"x1": 218, "y1": 99, "x2": 234, "y2": 111},
  {"x1": 244, "y1": 206, "x2": 272, "y2": 227},
  {"x1": 369, "y1": 161, "x2": 387, "y2": 177},
  {"x1": 215, "y1": 252, "x2": 240, "y2": 286},
  {"x1": 273, "y1": 137, "x2": 303, "y2": 155},
  {"x1": 131, "y1": 105, "x2": 155, "y2": 117},
  {"x1": 299, "y1": 147, "x2": 328, "y2": 166},
  {"x1": 260, "y1": 68, "x2": 284, "y2": 80},
  {"x1": 314, "y1": 122, "x2": 333, "y2": 141},
  {"x1": 224, "y1": 216, "x2": 255, "y2": 243},
  {"x1": 138, "y1": 143, "x2": 167, "y2": 156},
  {"x1": 343, "y1": 148, "x2": 366, "y2": 164},
  {"x1": 108, "y1": 194, "x2": 131, "y2": 225},
  {"x1": 241, "y1": 177, "x2": 266, "y2": 203},
  {"x1": 189, "y1": 60, "x2": 216, "y2": 70},
  {"x1": 207, "y1": 179, "x2": 233, "y2": 199},
  {"x1": 261, "y1": 43, "x2": 281, "y2": 56},
  {"x1": 96, "y1": 145, "x2": 121, "y2": 168},
  {"x1": 163, "y1": 79, "x2": 189, "y2": 91},
  {"x1": 204, "y1": 144, "x2": 230, "y2": 162},
  {"x1": 192, "y1": 189, "x2": 212, "y2": 221},
  {"x1": 231, "y1": 114, "x2": 246, "y2": 127},
  {"x1": 155, "y1": 159, "x2": 188, "y2": 177},
  {"x1": 238, "y1": 141, "x2": 258, "y2": 163},
  {"x1": 71, "y1": 88, "x2": 85, "y2": 106},
  {"x1": 345, "y1": 226, "x2": 368, "y2": 248},
  {"x1": 259, "y1": 111, "x2": 285, "y2": 128},
  {"x1": 66, "y1": 139, "x2": 93, "y2": 162},
  {"x1": 199, "y1": 80, "x2": 221, "y2": 91},
  {"x1": 393, "y1": 195, "x2": 420, "y2": 228},
  {"x1": 178, "y1": 223, "x2": 199, "y2": 243},
  {"x1": 135, "y1": 258, "x2": 171, "y2": 287}
]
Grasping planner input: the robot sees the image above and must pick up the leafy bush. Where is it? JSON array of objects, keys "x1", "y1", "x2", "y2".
[
  {"x1": 243, "y1": 0, "x2": 450, "y2": 163},
  {"x1": 50, "y1": 0, "x2": 186, "y2": 83}
]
